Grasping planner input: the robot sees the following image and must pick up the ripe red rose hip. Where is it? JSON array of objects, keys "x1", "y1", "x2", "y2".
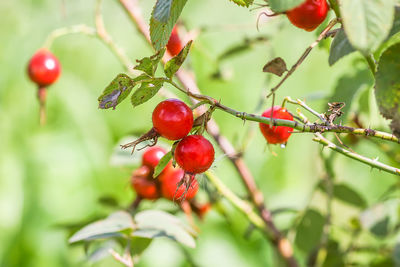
[
  {"x1": 175, "y1": 135, "x2": 215, "y2": 174},
  {"x1": 160, "y1": 163, "x2": 198, "y2": 200},
  {"x1": 152, "y1": 99, "x2": 193, "y2": 140},
  {"x1": 131, "y1": 165, "x2": 160, "y2": 200},
  {"x1": 142, "y1": 146, "x2": 167, "y2": 170},
  {"x1": 27, "y1": 49, "x2": 61, "y2": 87},
  {"x1": 166, "y1": 26, "x2": 183, "y2": 56},
  {"x1": 259, "y1": 106, "x2": 294, "y2": 144},
  {"x1": 286, "y1": 0, "x2": 329, "y2": 32}
]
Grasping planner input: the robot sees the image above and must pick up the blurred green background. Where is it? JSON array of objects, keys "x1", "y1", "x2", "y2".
[{"x1": 1, "y1": 0, "x2": 399, "y2": 266}]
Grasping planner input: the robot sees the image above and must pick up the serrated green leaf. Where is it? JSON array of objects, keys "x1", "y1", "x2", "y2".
[
  {"x1": 153, "y1": 151, "x2": 172, "y2": 178},
  {"x1": 329, "y1": 28, "x2": 356, "y2": 66},
  {"x1": 164, "y1": 40, "x2": 192, "y2": 78},
  {"x1": 131, "y1": 80, "x2": 164, "y2": 108},
  {"x1": 98, "y1": 74, "x2": 135, "y2": 110},
  {"x1": 133, "y1": 210, "x2": 196, "y2": 248},
  {"x1": 69, "y1": 211, "x2": 135, "y2": 243},
  {"x1": 295, "y1": 209, "x2": 324, "y2": 253},
  {"x1": 228, "y1": 0, "x2": 254, "y2": 7},
  {"x1": 375, "y1": 43, "x2": 400, "y2": 138},
  {"x1": 340, "y1": 0, "x2": 396, "y2": 55},
  {"x1": 150, "y1": 0, "x2": 187, "y2": 51},
  {"x1": 268, "y1": 0, "x2": 305, "y2": 12},
  {"x1": 134, "y1": 49, "x2": 166, "y2": 76}
]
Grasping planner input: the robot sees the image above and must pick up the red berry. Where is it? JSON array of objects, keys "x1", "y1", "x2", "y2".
[
  {"x1": 166, "y1": 26, "x2": 183, "y2": 56},
  {"x1": 142, "y1": 146, "x2": 167, "y2": 170},
  {"x1": 286, "y1": 0, "x2": 329, "y2": 32},
  {"x1": 259, "y1": 106, "x2": 294, "y2": 144},
  {"x1": 160, "y1": 163, "x2": 198, "y2": 200},
  {"x1": 152, "y1": 99, "x2": 193, "y2": 140},
  {"x1": 27, "y1": 49, "x2": 61, "y2": 87},
  {"x1": 131, "y1": 165, "x2": 160, "y2": 200},
  {"x1": 175, "y1": 135, "x2": 215, "y2": 174}
]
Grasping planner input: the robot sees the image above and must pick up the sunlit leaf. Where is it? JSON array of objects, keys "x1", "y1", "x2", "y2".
[{"x1": 69, "y1": 211, "x2": 135, "y2": 243}]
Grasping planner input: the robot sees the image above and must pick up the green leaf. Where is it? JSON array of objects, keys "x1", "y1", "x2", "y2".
[
  {"x1": 268, "y1": 0, "x2": 305, "y2": 12},
  {"x1": 370, "y1": 217, "x2": 390, "y2": 237},
  {"x1": 329, "y1": 69, "x2": 374, "y2": 122},
  {"x1": 69, "y1": 211, "x2": 135, "y2": 243},
  {"x1": 150, "y1": 0, "x2": 188, "y2": 51},
  {"x1": 133, "y1": 210, "x2": 196, "y2": 248},
  {"x1": 294, "y1": 209, "x2": 325, "y2": 253},
  {"x1": 321, "y1": 240, "x2": 345, "y2": 267},
  {"x1": 130, "y1": 237, "x2": 152, "y2": 256},
  {"x1": 360, "y1": 203, "x2": 390, "y2": 238},
  {"x1": 329, "y1": 28, "x2": 356, "y2": 66},
  {"x1": 319, "y1": 182, "x2": 367, "y2": 209},
  {"x1": 375, "y1": 7, "x2": 400, "y2": 59},
  {"x1": 340, "y1": 0, "x2": 396, "y2": 55},
  {"x1": 153, "y1": 151, "x2": 172, "y2": 178},
  {"x1": 131, "y1": 79, "x2": 164, "y2": 108},
  {"x1": 134, "y1": 49, "x2": 166, "y2": 76},
  {"x1": 228, "y1": 0, "x2": 254, "y2": 7},
  {"x1": 164, "y1": 40, "x2": 192, "y2": 78},
  {"x1": 375, "y1": 43, "x2": 400, "y2": 138},
  {"x1": 98, "y1": 74, "x2": 135, "y2": 110},
  {"x1": 86, "y1": 240, "x2": 119, "y2": 263}
]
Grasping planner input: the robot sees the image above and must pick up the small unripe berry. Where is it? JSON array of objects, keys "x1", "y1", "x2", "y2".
[
  {"x1": 259, "y1": 106, "x2": 294, "y2": 144},
  {"x1": 160, "y1": 163, "x2": 198, "y2": 200},
  {"x1": 152, "y1": 99, "x2": 193, "y2": 140},
  {"x1": 166, "y1": 26, "x2": 183, "y2": 56},
  {"x1": 142, "y1": 146, "x2": 167, "y2": 170},
  {"x1": 131, "y1": 165, "x2": 160, "y2": 200},
  {"x1": 175, "y1": 135, "x2": 215, "y2": 174},
  {"x1": 27, "y1": 49, "x2": 61, "y2": 87},
  {"x1": 286, "y1": 0, "x2": 329, "y2": 32}
]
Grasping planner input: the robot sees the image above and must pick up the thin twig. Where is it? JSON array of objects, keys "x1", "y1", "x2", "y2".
[{"x1": 266, "y1": 19, "x2": 339, "y2": 98}]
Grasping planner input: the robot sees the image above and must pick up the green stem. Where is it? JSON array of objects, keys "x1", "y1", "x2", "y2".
[
  {"x1": 328, "y1": 0, "x2": 341, "y2": 18},
  {"x1": 313, "y1": 133, "x2": 400, "y2": 176},
  {"x1": 365, "y1": 54, "x2": 377, "y2": 74},
  {"x1": 205, "y1": 172, "x2": 266, "y2": 231}
]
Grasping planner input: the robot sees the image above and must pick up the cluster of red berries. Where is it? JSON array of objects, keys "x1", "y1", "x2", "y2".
[
  {"x1": 286, "y1": 0, "x2": 329, "y2": 32},
  {"x1": 131, "y1": 146, "x2": 199, "y2": 200},
  {"x1": 259, "y1": 106, "x2": 294, "y2": 145},
  {"x1": 152, "y1": 99, "x2": 215, "y2": 174}
]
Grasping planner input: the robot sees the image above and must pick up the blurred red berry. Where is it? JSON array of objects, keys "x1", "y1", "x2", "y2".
[
  {"x1": 166, "y1": 26, "x2": 183, "y2": 56},
  {"x1": 160, "y1": 163, "x2": 198, "y2": 200},
  {"x1": 131, "y1": 165, "x2": 160, "y2": 200},
  {"x1": 142, "y1": 146, "x2": 167, "y2": 170},
  {"x1": 27, "y1": 49, "x2": 61, "y2": 87}
]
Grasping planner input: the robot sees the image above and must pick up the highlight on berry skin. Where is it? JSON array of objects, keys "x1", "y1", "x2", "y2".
[{"x1": 259, "y1": 106, "x2": 294, "y2": 145}]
